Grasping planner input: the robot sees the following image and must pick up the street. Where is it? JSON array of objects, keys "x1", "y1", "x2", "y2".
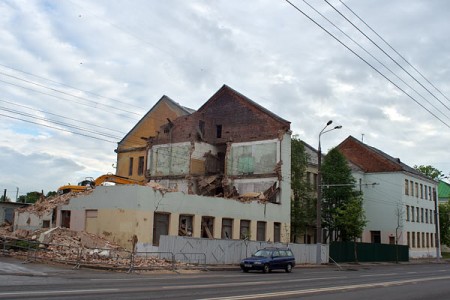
[{"x1": 1, "y1": 257, "x2": 450, "y2": 299}]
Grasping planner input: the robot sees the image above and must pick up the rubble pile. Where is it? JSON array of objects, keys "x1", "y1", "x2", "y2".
[
  {"x1": 15, "y1": 190, "x2": 93, "y2": 216},
  {"x1": 146, "y1": 182, "x2": 176, "y2": 194}
]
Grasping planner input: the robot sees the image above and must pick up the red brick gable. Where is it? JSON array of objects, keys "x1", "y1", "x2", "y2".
[{"x1": 337, "y1": 136, "x2": 403, "y2": 173}]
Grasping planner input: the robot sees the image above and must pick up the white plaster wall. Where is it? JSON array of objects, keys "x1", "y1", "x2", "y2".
[
  {"x1": 14, "y1": 211, "x2": 52, "y2": 231},
  {"x1": 192, "y1": 142, "x2": 218, "y2": 159}
]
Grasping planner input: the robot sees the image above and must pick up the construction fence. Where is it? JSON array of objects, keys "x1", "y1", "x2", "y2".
[{"x1": 329, "y1": 241, "x2": 409, "y2": 263}]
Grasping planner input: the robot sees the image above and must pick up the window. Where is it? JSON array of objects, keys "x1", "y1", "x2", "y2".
[
  {"x1": 313, "y1": 174, "x2": 318, "y2": 190},
  {"x1": 416, "y1": 207, "x2": 419, "y2": 222},
  {"x1": 433, "y1": 188, "x2": 436, "y2": 201},
  {"x1": 128, "y1": 157, "x2": 134, "y2": 176},
  {"x1": 429, "y1": 186, "x2": 432, "y2": 200},
  {"x1": 406, "y1": 205, "x2": 410, "y2": 221},
  {"x1": 411, "y1": 206, "x2": 415, "y2": 222},
  {"x1": 407, "y1": 232, "x2": 410, "y2": 248},
  {"x1": 201, "y1": 216, "x2": 214, "y2": 238},
  {"x1": 431, "y1": 210, "x2": 434, "y2": 224},
  {"x1": 424, "y1": 185, "x2": 428, "y2": 200},
  {"x1": 42, "y1": 220, "x2": 50, "y2": 228},
  {"x1": 256, "y1": 221, "x2": 266, "y2": 241},
  {"x1": 221, "y1": 218, "x2": 233, "y2": 239},
  {"x1": 274, "y1": 222, "x2": 281, "y2": 243},
  {"x1": 417, "y1": 232, "x2": 420, "y2": 248},
  {"x1": 240, "y1": 220, "x2": 251, "y2": 239},
  {"x1": 410, "y1": 180, "x2": 414, "y2": 196},
  {"x1": 420, "y1": 184, "x2": 423, "y2": 199},
  {"x1": 306, "y1": 172, "x2": 311, "y2": 186},
  {"x1": 421, "y1": 208, "x2": 424, "y2": 223},
  {"x1": 138, "y1": 156, "x2": 145, "y2": 176},
  {"x1": 431, "y1": 233, "x2": 434, "y2": 247},
  {"x1": 425, "y1": 209, "x2": 428, "y2": 223},
  {"x1": 415, "y1": 183, "x2": 419, "y2": 198},
  {"x1": 412, "y1": 232, "x2": 415, "y2": 248},
  {"x1": 370, "y1": 231, "x2": 381, "y2": 243},
  {"x1": 405, "y1": 179, "x2": 409, "y2": 195},
  {"x1": 216, "y1": 125, "x2": 222, "y2": 138},
  {"x1": 153, "y1": 213, "x2": 170, "y2": 246},
  {"x1": 426, "y1": 233, "x2": 430, "y2": 248},
  {"x1": 61, "y1": 210, "x2": 71, "y2": 228},
  {"x1": 198, "y1": 120, "x2": 205, "y2": 136},
  {"x1": 422, "y1": 232, "x2": 425, "y2": 248},
  {"x1": 389, "y1": 236, "x2": 395, "y2": 245},
  {"x1": 179, "y1": 215, "x2": 193, "y2": 236}
]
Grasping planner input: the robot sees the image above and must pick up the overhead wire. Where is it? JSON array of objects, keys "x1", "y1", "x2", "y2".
[
  {"x1": 283, "y1": 0, "x2": 450, "y2": 129},
  {"x1": 337, "y1": 0, "x2": 450, "y2": 106},
  {"x1": 301, "y1": 0, "x2": 450, "y2": 122},
  {"x1": 323, "y1": 0, "x2": 450, "y2": 114}
]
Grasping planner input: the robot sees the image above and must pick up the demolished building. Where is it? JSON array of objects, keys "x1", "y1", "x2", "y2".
[{"x1": 14, "y1": 85, "x2": 292, "y2": 251}]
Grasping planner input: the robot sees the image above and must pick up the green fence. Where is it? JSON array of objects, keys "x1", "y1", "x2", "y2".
[{"x1": 329, "y1": 242, "x2": 409, "y2": 263}]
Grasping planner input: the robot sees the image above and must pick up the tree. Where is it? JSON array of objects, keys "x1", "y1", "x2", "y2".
[
  {"x1": 0, "y1": 195, "x2": 11, "y2": 202},
  {"x1": 321, "y1": 147, "x2": 364, "y2": 242},
  {"x1": 17, "y1": 191, "x2": 43, "y2": 203},
  {"x1": 290, "y1": 136, "x2": 316, "y2": 243},
  {"x1": 439, "y1": 201, "x2": 450, "y2": 246},
  {"x1": 335, "y1": 195, "x2": 367, "y2": 262},
  {"x1": 413, "y1": 165, "x2": 444, "y2": 180}
]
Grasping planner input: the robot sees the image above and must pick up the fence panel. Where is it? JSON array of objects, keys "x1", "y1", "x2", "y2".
[{"x1": 330, "y1": 242, "x2": 409, "y2": 262}]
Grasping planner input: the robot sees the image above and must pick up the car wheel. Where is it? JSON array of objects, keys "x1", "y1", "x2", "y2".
[
  {"x1": 285, "y1": 263, "x2": 292, "y2": 273},
  {"x1": 242, "y1": 268, "x2": 249, "y2": 273},
  {"x1": 262, "y1": 264, "x2": 270, "y2": 273}
]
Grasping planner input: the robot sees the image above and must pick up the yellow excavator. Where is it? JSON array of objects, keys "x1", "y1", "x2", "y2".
[{"x1": 57, "y1": 174, "x2": 146, "y2": 195}]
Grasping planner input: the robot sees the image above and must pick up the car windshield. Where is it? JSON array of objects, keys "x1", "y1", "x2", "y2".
[{"x1": 253, "y1": 250, "x2": 272, "y2": 257}]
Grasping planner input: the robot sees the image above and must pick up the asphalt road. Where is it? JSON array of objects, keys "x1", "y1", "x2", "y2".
[{"x1": 1, "y1": 256, "x2": 450, "y2": 299}]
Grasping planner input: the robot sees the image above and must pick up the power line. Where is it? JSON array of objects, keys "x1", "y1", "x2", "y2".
[
  {"x1": 0, "y1": 63, "x2": 146, "y2": 110},
  {"x1": 323, "y1": 0, "x2": 450, "y2": 114},
  {"x1": 338, "y1": 0, "x2": 450, "y2": 106},
  {"x1": 301, "y1": 0, "x2": 450, "y2": 122},
  {"x1": 0, "y1": 72, "x2": 142, "y2": 116},
  {"x1": 283, "y1": 0, "x2": 450, "y2": 129}
]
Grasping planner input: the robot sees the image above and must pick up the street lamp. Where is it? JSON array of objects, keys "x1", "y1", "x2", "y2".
[{"x1": 316, "y1": 120, "x2": 342, "y2": 264}]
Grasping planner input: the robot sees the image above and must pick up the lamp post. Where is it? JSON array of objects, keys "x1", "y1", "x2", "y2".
[{"x1": 316, "y1": 120, "x2": 342, "y2": 264}]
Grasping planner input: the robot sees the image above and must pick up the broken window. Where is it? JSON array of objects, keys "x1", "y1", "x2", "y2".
[
  {"x1": 240, "y1": 220, "x2": 250, "y2": 240},
  {"x1": 128, "y1": 157, "x2": 134, "y2": 176},
  {"x1": 179, "y1": 215, "x2": 193, "y2": 236},
  {"x1": 274, "y1": 222, "x2": 281, "y2": 243},
  {"x1": 153, "y1": 213, "x2": 170, "y2": 246},
  {"x1": 138, "y1": 156, "x2": 145, "y2": 176},
  {"x1": 197, "y1": 120, "x2": 205, "y2": 140},
  {"x1": 60, "y1": 210, "x2": 71, "y2": 228},
  {"x1": 201, "y1": 216, "x2": 214, "y2": 238},
  {"x1": 370, "y1": 231, "x2": 381, "y2": 243},
  {"x1": 221, "y1": 218, "x2": 233, "y2": 239},
  {"x1": 256, "y1": 221, "x2": 266, "y2": 241},
  {"x1": 42, "y1": 220, "x2": 50, "y2": 228}
]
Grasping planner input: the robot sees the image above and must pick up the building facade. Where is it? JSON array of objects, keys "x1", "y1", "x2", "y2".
[{"x1": 338, "y1": 136, "x2": 439, "y2": 258}]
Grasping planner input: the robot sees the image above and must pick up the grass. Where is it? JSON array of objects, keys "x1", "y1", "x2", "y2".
[{"x1": 441, "y1": 252, "x2": 450, "y2": 259}]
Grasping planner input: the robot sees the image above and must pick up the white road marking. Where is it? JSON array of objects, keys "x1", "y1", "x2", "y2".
[
  {"x1": 199, "y1": 275, "x2": 450, "y2": 300},
  {"x1": 360, "y1": 273, "x2": 397, "y2": 277},
  {"x1": 0, "y1": 288, "x2": 119, "y2": 297}
]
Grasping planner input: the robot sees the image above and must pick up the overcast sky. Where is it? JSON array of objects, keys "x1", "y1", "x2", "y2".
[{"x1": 1, "y1": 0, "x2": 449, "y2": 198}]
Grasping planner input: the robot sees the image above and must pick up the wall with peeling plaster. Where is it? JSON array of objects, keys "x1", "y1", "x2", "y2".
[{"x1": 58, "y1": 184, "x2": 290, "y2": 250}]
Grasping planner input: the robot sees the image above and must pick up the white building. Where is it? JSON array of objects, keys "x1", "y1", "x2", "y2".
[{"x1": 338, "y1": 136, "x2": 440, "y2": 258}]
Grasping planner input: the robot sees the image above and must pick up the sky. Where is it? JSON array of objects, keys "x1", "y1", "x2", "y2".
[{"x1": 1, "y1": 0, "x2": 449, "y2": 199}]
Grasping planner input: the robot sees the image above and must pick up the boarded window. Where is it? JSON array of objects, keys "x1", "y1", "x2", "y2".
[
  {"x1": 179, "y1": 215, "x2": 193, "y2": 236},
  {"x1": 61, "y1": 210, "x2": 71, "y2": 228},
  {"x1": 256, "y1": 221, "x2": 266, "y2": 241},
  {"x1": 201, "y1": 216, "x2": 214, "y2": 238},
  {"x1": 128, "y1": 157, "x2": 134, "y2": 176},
  {"x1": 153, "y1": 213, "x2": 170, "y2": 246},
  {"x1": 274, "y1": 222, "x2": 281, "y2": 243},
  {"x1": 240, "y1": 220, "x2": 250, "y2": 239},
  {"x1": 85, "y1": 209, "x2": 98, "y2": 234},
  {"x1": 221, "y1": 218, "x2": 233, "y2": 239},
  {"x1": 389, "y1": 236, "x2": 395, "y2": 245},
  {"x1": 138, "y1": 156, "x2": 145, "y2": 176}
]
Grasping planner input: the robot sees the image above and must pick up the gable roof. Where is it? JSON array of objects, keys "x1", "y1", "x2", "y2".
[
  {"x1": 337, "y1": 135, "x2": 430, "y2": 180},
  {"x1": 197, "y1": 84, "x2": 291, "y2": 127},
  {"x1": 118, "y1": 95, "x2": 193, "y2": 145}
]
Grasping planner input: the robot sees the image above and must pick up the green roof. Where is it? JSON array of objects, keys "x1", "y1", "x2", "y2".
[{"x1": 439, "y1": 180, "x2": 450, "y2": 198}]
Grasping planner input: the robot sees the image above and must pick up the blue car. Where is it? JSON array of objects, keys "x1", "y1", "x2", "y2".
[{"x1": 240, "y1": 247, "x2": 296, "y2": 273}]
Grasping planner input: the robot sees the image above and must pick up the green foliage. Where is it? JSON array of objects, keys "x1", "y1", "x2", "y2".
[
  {"x1": 439, "y1": 201, "x2": 450, "y2": 246},
  {"x1": 413, "y1": 165, "x2": 444, "y2": 180},
  {"x1": 17, "y1": 191, "x2": 43, "y2": 203},
  {"x1": 0, "y1": 195, "x2": 11, "y2": 202},
  {"x1": 321, "y1": 147, "x2": 365, "y2": 242},
  {"x1": 46, "y1": 191, "x2": 57, "y2": 198},
  {"x1": 290, "y1": 136, "x2": 315, "y2": 242}
]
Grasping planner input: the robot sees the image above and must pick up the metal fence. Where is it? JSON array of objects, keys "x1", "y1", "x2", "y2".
[{"x1": 329, "y1": 241, "x2": 409, "y2": 263}]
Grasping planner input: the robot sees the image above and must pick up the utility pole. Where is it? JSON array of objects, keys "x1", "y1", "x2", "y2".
[
  {"x1": 16, "y1": 187, "x2": 19, "y2": 202},
  {"x1": 2, "y1": 189, "x2": 6, "y2": 202},
  {"x1": 434, "y1": 187, "x2": 440, "y2": 262}
]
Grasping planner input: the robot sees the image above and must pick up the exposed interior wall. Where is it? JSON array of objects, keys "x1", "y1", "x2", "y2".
[
  {"x1": 14, "y1": 211, "x2": 52, "y2": 231},
  {"x1": 148, "y1": 142, "x2": 191, "y2": 176}
]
